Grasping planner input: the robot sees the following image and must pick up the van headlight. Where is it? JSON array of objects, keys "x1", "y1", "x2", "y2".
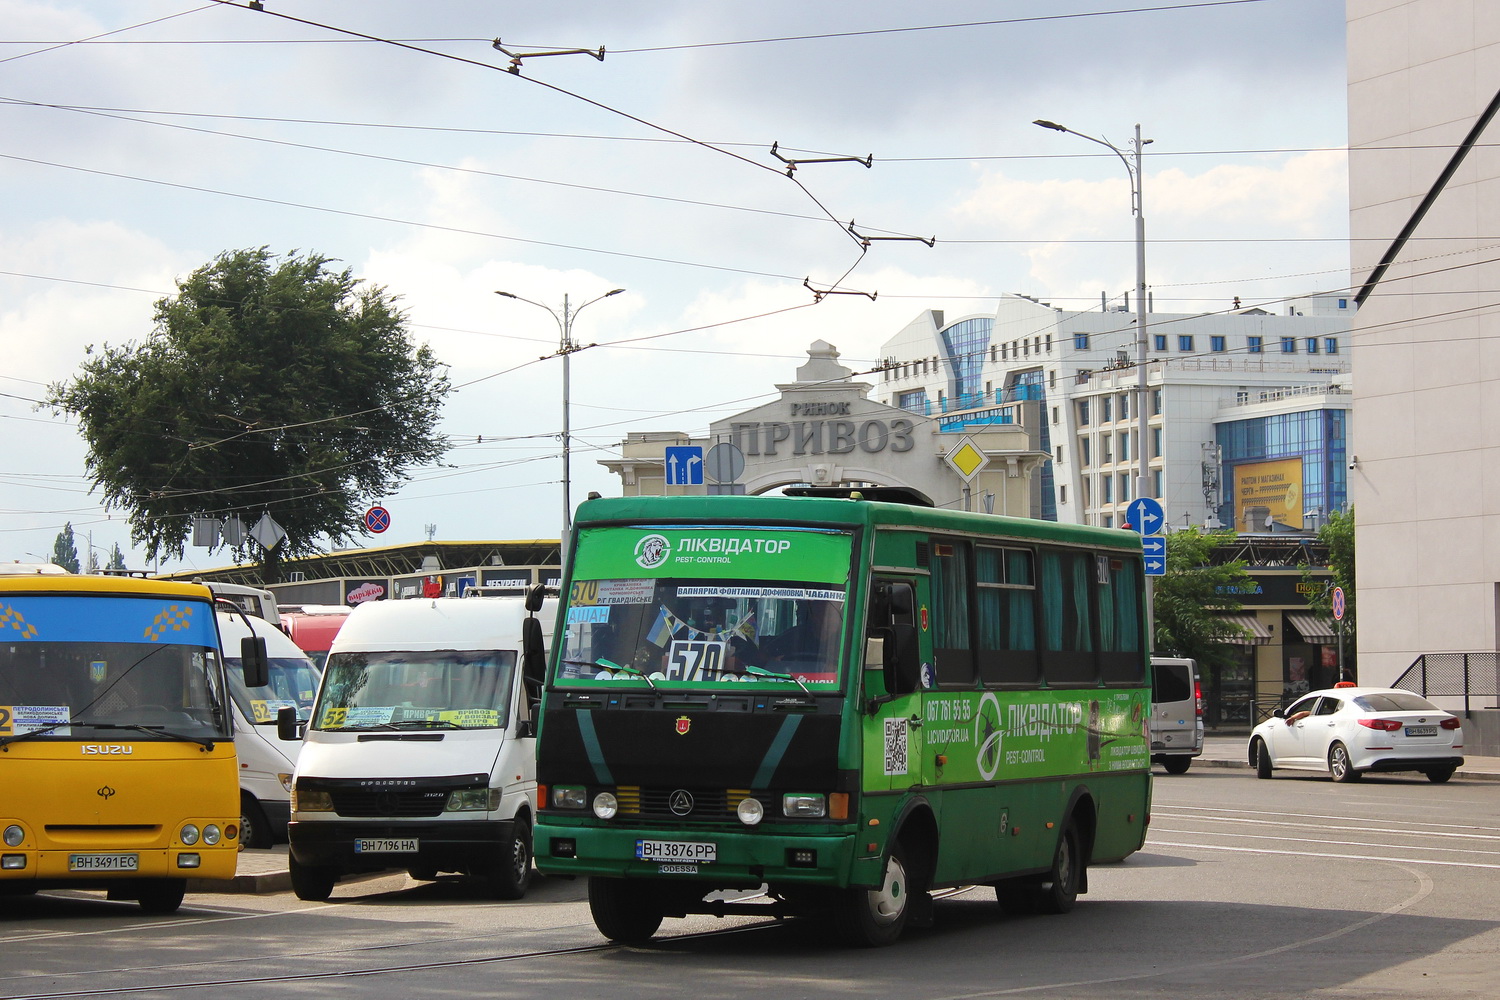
[
  {"x1": 445, "y1": 788, "x2": 500, "y2": 812},
  {"x1": 551, "y1": 785, "x2": 586, "y2": 810},
  {"x1": 782, "y1": 793, "x2": 827, "y2": 818},
  {"x1": 293, "y1": 787, "x2": 333, "y2": 812}
]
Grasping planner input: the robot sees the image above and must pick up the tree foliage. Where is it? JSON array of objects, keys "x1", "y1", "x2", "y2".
[
  {"x1": 1300, "y1": 506, "x2": 1355, "y2": 643},
  {"x1": 51, "y1": 522, "x2": 81, "y2": 574},
  {"x1": 48, "y1": 248, "x2": 450, "y2": 579},
  {"x1": 1152, "y1": 527, "x2": 1257, "y2": 679},
  {"x1": 107, "y1": 542, "x2": 127, "y2": 572}
]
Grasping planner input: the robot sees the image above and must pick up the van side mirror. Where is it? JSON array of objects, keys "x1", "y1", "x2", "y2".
[
  {"x1": 276, "y1": 704, "x2": 303, "y2": 742},
  {"x1": 524, "y1": 583, "x2": 546, "y2": 614},
  {"x1": 515, "y1": 718, "x2": 536, "y2": 739},
  {"x1": 240, "y1": 636, "x2": 269, "y2": 688},
  {"x1": 521, "y1": 615, "x2": 546, "y2": 703}
]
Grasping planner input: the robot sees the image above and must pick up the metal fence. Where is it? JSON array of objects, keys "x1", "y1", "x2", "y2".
[{"x1": 1391, "y1": 653, "x2": 1500, "y2": 714}]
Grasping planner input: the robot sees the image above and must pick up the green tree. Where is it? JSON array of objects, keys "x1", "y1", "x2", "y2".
[
  {"x1": 51, "y1": 522, "x2": 81, "y2": 573},
  {"x1": 48, "y1": 248, "x2": 450, "y2": 581},
  {"x1": 107, "y1": 542, "x2": 127, "y2": 572},
  {"x1": 1153, "y1": 527, "x2": 1257, "y2": 681},
  {"x1": 1301, "y1": 506, "x2": 1354, "y2": 640}
]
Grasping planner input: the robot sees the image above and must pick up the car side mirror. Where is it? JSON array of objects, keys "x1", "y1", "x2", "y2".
[{"x1": 1272, "y1": 707, "x2": 1287, "y2": 720}]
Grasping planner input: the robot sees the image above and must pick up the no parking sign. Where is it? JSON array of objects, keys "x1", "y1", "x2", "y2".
[{"x1": 364, "y1": 506, "x2": 391, "y2": 534}]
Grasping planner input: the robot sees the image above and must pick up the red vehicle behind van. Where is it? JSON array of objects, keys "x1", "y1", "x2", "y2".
[{"x1": 279, "y1": 607, "x2": 350, "y2": 671}]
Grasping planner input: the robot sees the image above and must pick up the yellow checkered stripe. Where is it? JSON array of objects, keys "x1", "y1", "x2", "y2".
[
  {"x1": 0, "y1": 604, "x2": 38, "y2": 639},
  {"x1": 143, "y1": 604, "x2": 194, "y2": 642}
]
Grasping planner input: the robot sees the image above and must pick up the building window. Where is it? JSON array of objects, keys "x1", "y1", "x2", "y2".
[
  {"x1": 1325, "y1": 338, "x2": 1339, "y2": 354},
  {"x1": 1248, "y1": 336, "x2": 1263, "y2": 354},
  {"x1": 1152, "y1": 389, "x2": 1162, "y2": 414},
  {"x1": 1306, "y1": 337, "x2": 1320, "y2": 354},
  {"x1": 1103, "y1": 515, "x2": 1113, "y2": 529},
  {"x1": 1211, "y1": 335, "x2": 1226, "y2": 352},
  {"x1": 1102, "y1": 396, "x2": 1113, "y2": 422},
  {"x1": 1152, "y1": 427, "x2": 1162, "y2": 458},
  {"x1": 1103, "y1": 476, "x2": 1114, "y2": 503},
  {"x1": 1178, "y1": 335, "x2": 1194, "y2": 352},
  {"x1": 1077, "y1": 400, "x2": 1090, "y2": 426},
  {"x1": 1119, "y1": 394, "x2": 1129, "y2": 420},
  {"x1": 1081, "y1": 438, "x2": 1091, "y2": 467},
  {"x1": 1119, "y1": 473, "x2": 1132, "y2": 502},
  {"x1": 1055, "y1": 446, "x2": 1064, "y2": 464},
  {"x1": 1280, "y1": 337, "x2": 1296, "y2": 353},
  {"x1": 1338, "y1": 298, "x2": 1348, "y2": 309},
  {"x1": 1059, "y1": 485, "x2": 1068, "y2": 505},
  {"x1": 1045, "y1": 335, "x2": 1053, "y2": 352},
  {"x1": 1119, "y1": 432, "x2": 1129, "y2": 463},
  {"x1": 1075, "y1": 333, "x2": 1089, "y2": 350},
  {"x1": 1101, "y1": 437, "x2": 1113, "y2": 464},
  {"x1": 1052, "y1": 406, "x2": 1059, "y2": 424},
  {"x1": 1152, "y1": 470, "x2": 1163, "y2": 496},
  {"x1": 1153, "y1": 334, "x2": 1167, "y2": 351}
]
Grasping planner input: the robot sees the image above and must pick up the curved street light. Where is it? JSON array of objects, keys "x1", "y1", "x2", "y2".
[{"x1": 494, "y1": 287, "x2": 625, "y2": 556}]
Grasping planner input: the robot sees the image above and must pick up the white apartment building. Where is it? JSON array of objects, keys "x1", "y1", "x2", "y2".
[{"x1": 876, "y1": 293, "x2": 1352, "y2": 529}]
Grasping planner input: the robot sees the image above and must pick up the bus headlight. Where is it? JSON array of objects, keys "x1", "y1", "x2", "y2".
[
  {"x1": 551, "y1": 786, "x2": 587, "y2": 810},
  {"x1": 3, "y1": 825, "x2": 23, "y2": 847},
  {"x1": 293, "y1": 787, "x2": 333, "y2": 812},
  {"x1": 202, "y1": 825, "x2": 222, "y2": 846},
  {"x1": 736, "y1": 797, "x2": 765, "y2": 826},
  {"x1": 179, "y1": 824, "x2": 200, "y2": 845},
  {"x1": 782, "y1": 793, "x2": 827, "y2": 818},
  {"x1": 592, "y1": 792, "x2": 618, "y2": 820}
]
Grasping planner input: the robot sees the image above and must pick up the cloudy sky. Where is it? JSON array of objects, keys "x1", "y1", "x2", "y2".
[{"x1": 0, "y1": 0, "x2": 1350, "y2": 573}]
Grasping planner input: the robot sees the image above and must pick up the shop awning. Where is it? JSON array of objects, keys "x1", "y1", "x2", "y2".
[
  {"x1": 1219, "y1": 613, "x2": 1273, "y2": 645},
  {"x1": 1286, "y1": 612, "x2": 1338, "y2": 644}
]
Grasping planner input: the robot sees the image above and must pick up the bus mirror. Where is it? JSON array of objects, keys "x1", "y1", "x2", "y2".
[
  {"x1": 887, "y1": 583, "x2": 914, "y2": 618},
  {"x1": 276, "y1": 704, "x2": 302, "y2": 742},
  {"x1": 524, "y1": 583, "x2": 547, "y2": 614},
  {"x1": 521, "y1": 615, "x2": 546, "y2": 699},
  {"x1": 884, "y1": 624, "x2": 920, "y2": 696},
  {"x1": 240, "y1": 636, "x2": 269, "y2": 688}
]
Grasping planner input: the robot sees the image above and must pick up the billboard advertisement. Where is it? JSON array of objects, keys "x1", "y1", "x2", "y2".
[{"x1": 1235, "y1": 458, "x2": 1304, "y2": 529}]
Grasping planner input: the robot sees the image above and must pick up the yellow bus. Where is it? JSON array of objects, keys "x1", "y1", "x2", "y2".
[{"x1": 0, "y1": 574, "x2": 264, "y2": 913}]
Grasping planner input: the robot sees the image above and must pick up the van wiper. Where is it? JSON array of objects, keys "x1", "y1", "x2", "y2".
[
  {"x1": 387, "y1": 718, "x2": 463, "y2": 730},
  {"x1": 0, "y1": 719, "x2": 78, "y2": 749},
  {"x1": 744, "y1": 665, "x2": 812, "y2": 696},
  {"x1": 564, "y1": 657, "x2": 657, "y2": 690},
  {"x1": 90, "y1": 724, "x2": 218, "y2": 750}
]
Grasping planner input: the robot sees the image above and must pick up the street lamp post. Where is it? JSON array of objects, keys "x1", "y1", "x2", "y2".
[
  {"x1": 1034, "y1": 119, "x2": 1153, "y2": 510},
  {"x1": 494, "y1": 287, "x2": 625, "y2": 558}
]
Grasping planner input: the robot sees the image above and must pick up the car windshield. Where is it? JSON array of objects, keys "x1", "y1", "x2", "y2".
[
  {"x1": 313, "y1": 649, "x2": 516, "y2": 730},
  {"x1": 556, "y1": 525, "x2": 852, "y2": 690},
  {"x1": 1354, "y1": 692, "x2": 1441, "y2": 713},
  {"x1": 226, "y1": 653, "x2": 321, "y2": 724}
]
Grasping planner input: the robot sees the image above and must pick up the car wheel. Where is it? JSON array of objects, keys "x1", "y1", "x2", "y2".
[
  {"x1": 588, "y1": 877, "x2": 665, "y2": 944},
  {"x1": 240, "y1": 791, "x2": 272, "y2": 849},
  {"x1": 482, "y1": 818, "x2": 533, "y2": 900},
  {"x1": 834, "y1": 836, "x2": 917, "y2": 946},
  {"x1": 1328, "y1": 741, "x2": 1361, "y2": 782},
  {"x1": 1034, "y1": 821, "x2": 1083, "y2": 915},
  {"x1": 1162, "y1": 756, "x2": 1191, "y2": 775},
  {"x1": 136, "y1": 878, "x2": 186, "y2": 915},
  {"x1": 1426, "y1": 765, "x2": 1457, "y2": 783},
  {"x1": 1252, "y1": 738, "x2": 1274, "y2": 779},
  {"x1": 289, "y1": 856, "x2": 338, "y2": 902}
]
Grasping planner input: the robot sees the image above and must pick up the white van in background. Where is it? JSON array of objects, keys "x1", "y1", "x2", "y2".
[
  {"x1": 1150, "y1": 656, "x2": 1204, "y2": 774},
  {"x1": 217, "y1": 611, "x2": 321, "y2": 846},
  {"x1": 283, "y1": 589, "x2": 555, "y2": 902}
]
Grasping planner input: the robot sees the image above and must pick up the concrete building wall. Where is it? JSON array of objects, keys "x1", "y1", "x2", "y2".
[{"x1": 1348, "y1": 0, "x2": 1500, "y2": 685}]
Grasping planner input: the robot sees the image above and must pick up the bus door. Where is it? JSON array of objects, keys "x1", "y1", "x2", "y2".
[{"x1": 862, "y1": 577, "x2": 924, "y2": 794}]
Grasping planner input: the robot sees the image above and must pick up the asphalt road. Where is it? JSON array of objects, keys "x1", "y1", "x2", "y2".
[{"x1": 4, "y1": 767, "x2": 1499, "y2": 1000}]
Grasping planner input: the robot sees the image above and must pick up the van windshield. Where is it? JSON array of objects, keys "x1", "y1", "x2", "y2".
[
  {"x1": 225, "y1": 653, "x2": 321, "y2": 724},
  {"x1": 314, "y1": 650, "x2": 517, "y2": 731}
]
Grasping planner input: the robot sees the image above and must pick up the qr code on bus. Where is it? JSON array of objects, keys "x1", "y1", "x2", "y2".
[{"x1": 883, "y1": 717, "x2": 908, "y2": 776}]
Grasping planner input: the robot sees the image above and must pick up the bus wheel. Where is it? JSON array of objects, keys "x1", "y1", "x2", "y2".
[
  {"x1": 1034, "y1": 822, "x2": 1082, "y2": 915},
  {"x1": 240, "y1": 792, "x2": 272, "y2": 849},
  {"x1": 588, "y1": 877, "x2": 664, "y2": 944},
  {"x1": 483, "y1": 818, "x2": 534, "y2": 900},
  {"x1": 136, "y1": 879, "x2": 186, "y2": 915},
  {"x1": 835, "y1": 837, "x2": 912, "y2": 947},
  {"x1": 289, "y1": 857, "x2": 338, "y2": 902}
]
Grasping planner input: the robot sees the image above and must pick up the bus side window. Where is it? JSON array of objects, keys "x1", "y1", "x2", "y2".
[{"x1": 929, "y1": 540, "x2": 976, "y2": 686}]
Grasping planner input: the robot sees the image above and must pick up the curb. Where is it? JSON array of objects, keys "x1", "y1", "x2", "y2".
[
  {"x1": 1189, "y1": 755, "x2": 1500, "y2": 781},
  {"x1": 189, "y1": 870, "x2": 292, "y2": 894}
]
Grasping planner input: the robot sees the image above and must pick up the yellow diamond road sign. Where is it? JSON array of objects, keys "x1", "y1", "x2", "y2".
[{"x1": 945, "y1": 437, "x2": 988, "y2": 481}]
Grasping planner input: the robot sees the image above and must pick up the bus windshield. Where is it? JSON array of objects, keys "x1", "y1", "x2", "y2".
[
  {"x1": 0, "y1": 595, "x2": 228, "y2": 741},
  {"x1": 555, "y1": 525, "x2": 853, "y2": 689},
  {"x1": 314, "y1": 650, "x2": 517, "y2": 731},
  {"x1": 226, "y1": 653, "x2": 321, "y2": 725}
]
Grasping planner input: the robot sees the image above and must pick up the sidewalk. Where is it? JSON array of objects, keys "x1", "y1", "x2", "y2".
[{"x1": 1197, "y1": 733, "x2": 1500, "y2": 779}]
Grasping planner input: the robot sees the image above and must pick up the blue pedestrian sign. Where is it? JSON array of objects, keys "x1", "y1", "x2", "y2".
[
  {"x1": 1123, "y1": 497, "x2": 1165, "y2": 536},
  {"x1": 665, "y1": 446, "x2": 704, "y2": 486},
  {"x1": 1141, "y1": 535, "x2": 1166, "y2": 576}
]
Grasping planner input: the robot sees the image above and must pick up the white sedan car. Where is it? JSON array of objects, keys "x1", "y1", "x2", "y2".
[{"x1": 1248, "y1": 686, "x2": 1464, "y2": 783}]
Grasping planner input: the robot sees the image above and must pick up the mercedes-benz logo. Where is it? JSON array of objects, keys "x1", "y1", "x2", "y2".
[
  {"x1": 97, "y1": 785, "x2": 116, "y2": 800},
  {"x1": 668, "y1": 789, "x2": 694, "y2": 816},
  {"x1": 376, "y1": 790, "x2": 399, "y2": 815}
]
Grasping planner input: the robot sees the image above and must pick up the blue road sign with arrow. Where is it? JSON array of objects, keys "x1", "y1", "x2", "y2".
[
  {"x1": 1124, "y1": 497, "x2": 1165, "y2": 536},
  {"x1": 665, "y1": 446, "x2": 704, "y2": 486},
  {"x1": 1141, "y1": 535, "x2": 1166, "y2": 576}
]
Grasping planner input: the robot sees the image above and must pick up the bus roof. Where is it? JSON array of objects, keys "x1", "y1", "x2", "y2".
[
  {"x1": 573, "y1": 494, "x2": 1143, "y2": 552},
  {"x1": 0, "y1": 575, "x2": 214, "y2": 600}
]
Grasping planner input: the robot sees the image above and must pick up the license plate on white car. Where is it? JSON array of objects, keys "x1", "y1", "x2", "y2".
[
  {"x1": 1405, "y1": 725, "x2": 1438, "y2": 737},
  {"x1": 354, "y1": 838, "x2": 418, "y2": 854},
  {"x1": 636, "y1": 839, "x2": 716, "y2": 863},
  {"x1": 69, "y1": 853, "x2": 138, "y2": 872}
]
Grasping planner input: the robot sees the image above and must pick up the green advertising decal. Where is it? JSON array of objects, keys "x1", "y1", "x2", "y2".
[{"x1": 574, "y1": 526, "x2": 851, "y2": 583}]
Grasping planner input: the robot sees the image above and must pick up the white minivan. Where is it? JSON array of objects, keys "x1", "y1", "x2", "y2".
[
  {"x1": 1150, "y1": 656, "x2": 1204, "y2": 774},
  {"x1": 283, "y1": 590, "x2": 554, "y2": 902},
  {"x1": 217, "y1": 611, "x2": 321, "y2": 846}
]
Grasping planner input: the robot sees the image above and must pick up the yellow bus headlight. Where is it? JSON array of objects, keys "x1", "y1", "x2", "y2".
[{"x1": 3, "y1": 825, "x2": 23, "y2": 847}]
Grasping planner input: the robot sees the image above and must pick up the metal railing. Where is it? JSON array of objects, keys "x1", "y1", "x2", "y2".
[{"x1": 1391, "y1": 653, "x2": 1500, "y2": 714}]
